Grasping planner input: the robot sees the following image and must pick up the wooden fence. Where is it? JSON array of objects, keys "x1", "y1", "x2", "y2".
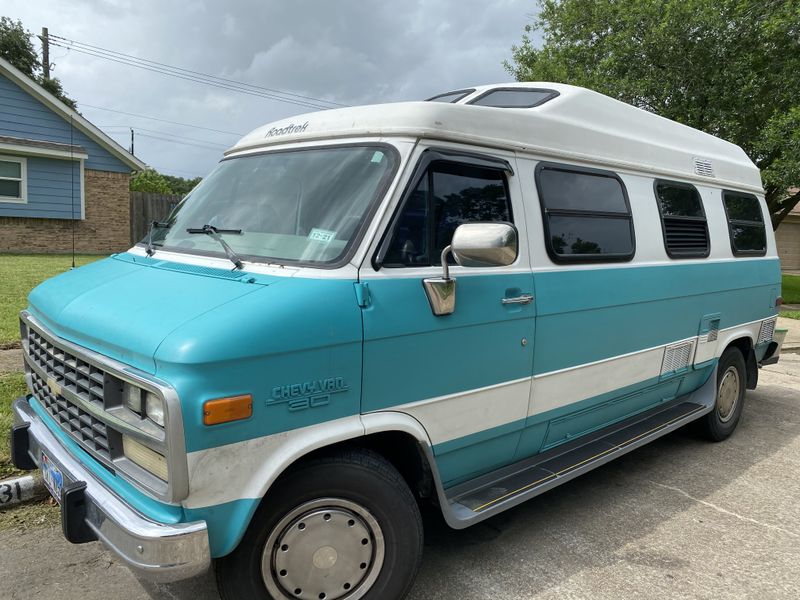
[{"x1": 130, "y1": 192, "x2": 183, "y2": 245}]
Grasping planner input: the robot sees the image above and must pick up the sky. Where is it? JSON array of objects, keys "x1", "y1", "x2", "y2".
[{"x1": 4, "y1": 0, "x2": 538, "y2": 178}]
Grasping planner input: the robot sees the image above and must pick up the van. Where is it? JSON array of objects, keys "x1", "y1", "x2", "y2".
[{"x1": 11, "y1": 83, "x2": 783, "y2": 599}]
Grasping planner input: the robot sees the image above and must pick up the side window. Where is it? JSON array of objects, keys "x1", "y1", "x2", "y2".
[
  {"x1": 383, "y1": 162, "x2": 512, "y2": 267},
  {"x1": 535, "y1": 163, "x2": 634, "y2": 263},
  {"x1": 654, "y1": 180, "x2": 710, "y2": 258},
  {"x1": 722, "y1": 191, "x2": 767, "y2": 256}
]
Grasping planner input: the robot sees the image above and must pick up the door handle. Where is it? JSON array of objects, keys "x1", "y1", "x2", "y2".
[{"x1": 501, "y1": 294, "x2": 534, "y2": 306}]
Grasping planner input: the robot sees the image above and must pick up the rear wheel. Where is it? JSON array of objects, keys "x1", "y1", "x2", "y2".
[
  {"x1": 699, "y1": 346, "x2": 746, "y2": 441},
  {"x1": 215, "y1": 448, "x2": 423, "y2": 600}
]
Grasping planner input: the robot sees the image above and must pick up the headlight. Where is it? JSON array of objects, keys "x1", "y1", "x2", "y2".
[
  {"x1": 122, "y1": 435, "x2": 168, "y2": 481},
  {"x1": 145, "y1": 392, "x2": 165, "y2": 427},
  {"x1": 123, "y1": 382, "x2": 143, "y2": 414}
]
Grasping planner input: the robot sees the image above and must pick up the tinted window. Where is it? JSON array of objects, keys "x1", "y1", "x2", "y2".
[
  {"x1": 654, "y1": 181, "x2": 710, "y2": 258},
  {"x1": 384, "y1": 163, "x2": 511, "y2": 267},
  {"x1": 548, "y1": 216, "x2": 633, "y2": 255},
  {"x1": 655, "y1": 183, "x2": 704, "y2": 217},
  {"x1": 722, "y1": 191, "x2": 767, "y2": 256},
  {"x1": 539, "y1": 168, "x2": 628, "y2": 213},
  {"x1": 469, "y1": 88, "x2": 558, "y2": 108},
  {"x1": 724, "y1": 192, "x2": 763, "y2": 222},
  {"x1": 535, "y1": 163, "x2": 634, "y2": 263},
  {"x1": 426, "y1": 89, "x2": 474, "y2": 103}
]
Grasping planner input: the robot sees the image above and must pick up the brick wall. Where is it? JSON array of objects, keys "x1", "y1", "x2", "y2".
[{"x1": 0, "y1": 169, "x2": 131, "y2": 254}]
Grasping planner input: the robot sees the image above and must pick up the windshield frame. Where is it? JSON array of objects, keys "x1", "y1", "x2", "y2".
[{"x1": 138, "y1": 141, "x2": 401, "y2": 270}]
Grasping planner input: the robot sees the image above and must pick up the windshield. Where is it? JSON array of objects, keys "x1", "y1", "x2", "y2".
[{"x1": 148, "y1": 144, "x2": 399, "y2": 266}]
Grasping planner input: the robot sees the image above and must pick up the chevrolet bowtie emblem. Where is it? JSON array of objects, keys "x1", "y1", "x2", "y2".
[{"x1": 46, "y1": 376, "x2": 62, "y2": 397}]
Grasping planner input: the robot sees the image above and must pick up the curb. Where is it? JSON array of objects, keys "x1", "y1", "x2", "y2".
[{"x1": 0, "y1": 475, "x2": 47, "y2": 510}]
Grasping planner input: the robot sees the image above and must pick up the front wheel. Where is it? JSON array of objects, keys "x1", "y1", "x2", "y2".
[
  {"x1": 215, "y1": 448, "x2": 423, "y2": 600},
  {"x1": 698, "y1": 346, "x2": 746, "y2": 442}
]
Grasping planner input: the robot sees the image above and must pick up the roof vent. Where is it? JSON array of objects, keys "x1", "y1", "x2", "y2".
[{"x1": 693, "y1": 157, "x2": 715, "y2": 177}]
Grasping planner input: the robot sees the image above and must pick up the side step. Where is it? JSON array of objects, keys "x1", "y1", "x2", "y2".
[{"x1": 444, "y1": 399, "x2": 709, "y2": 527}]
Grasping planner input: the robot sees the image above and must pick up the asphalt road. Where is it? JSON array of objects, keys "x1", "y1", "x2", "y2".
[{"x1": 1, "y1": 353, "x2": 799, "y2": 600}]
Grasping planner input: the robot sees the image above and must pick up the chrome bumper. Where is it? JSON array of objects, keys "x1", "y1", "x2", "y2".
[{"x1": 11, "y1": 396, "x2": 210, "y2": 583}]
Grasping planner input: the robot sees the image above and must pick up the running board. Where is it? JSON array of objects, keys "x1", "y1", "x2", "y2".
[{"x1": 443, "y1": 395, "x2": 713, "y2": 528}]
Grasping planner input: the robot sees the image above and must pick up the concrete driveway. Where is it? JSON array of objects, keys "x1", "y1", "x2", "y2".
[{"x1": 2, "y1": 354, "x2": 799, "y2": 600}]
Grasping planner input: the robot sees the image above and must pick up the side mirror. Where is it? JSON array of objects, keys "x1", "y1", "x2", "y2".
[
  {"x1": 423, "y1": 222, "x2": 518, "y2": 316},
  {"x1": 451, "y1": 222, "x2": 518, "y2": 268}
]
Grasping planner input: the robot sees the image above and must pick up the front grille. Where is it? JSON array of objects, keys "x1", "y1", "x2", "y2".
[
  {"x1": 29, "y1": 368, "x2": 114, "y2": 461},
  {"x1": 758, "y1": 318, "x2": 777, "y2": 344},
  {"x1": 27, "y1": 328, "x2": 105, "y2": 408}
]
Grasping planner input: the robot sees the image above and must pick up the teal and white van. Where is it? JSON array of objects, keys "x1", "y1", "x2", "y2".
[{"x1": 11, "y1": 83, "x2": 784, "y2": 599}]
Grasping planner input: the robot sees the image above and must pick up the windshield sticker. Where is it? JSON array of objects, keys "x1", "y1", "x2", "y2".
[
  {"x1": 265, "y1": 122, "x2": 309, "y2": 138},
  {"x1": 371, "y1": 151, "x2": 384, "y2": 163},
  {"x1": 308, "y1": 228, "x2": 337, "y2": 243}
]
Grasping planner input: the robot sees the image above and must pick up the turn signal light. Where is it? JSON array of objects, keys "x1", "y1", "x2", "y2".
[
  {"x1": 203, "y1": 394, "x2": 253, "y2": 426},
  {"x1": 776, "y1": 296, "x2": 783, "y2": 307}
]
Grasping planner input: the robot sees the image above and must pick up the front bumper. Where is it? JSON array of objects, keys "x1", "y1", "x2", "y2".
[{"x1": 11, "y1": 396, "x2": 210, "y2": 583}]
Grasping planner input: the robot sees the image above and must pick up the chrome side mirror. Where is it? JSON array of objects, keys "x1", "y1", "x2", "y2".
[{"x1": 422, "y1": 222, "x2": 518, "y2": 316}]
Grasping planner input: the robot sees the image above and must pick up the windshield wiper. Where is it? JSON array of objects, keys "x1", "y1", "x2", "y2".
[
  {"x1": 145, "y1": 221, "x2": 170, "y2": 256},
  {"x1": 186, "y1": 224, "x2": 244, "y2": 270}
]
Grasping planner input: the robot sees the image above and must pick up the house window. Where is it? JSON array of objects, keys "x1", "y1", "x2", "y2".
[
  {"x1": 654, "y1": 180, "x2": 710, "y2": 258},
  {"x1": 722, "y1": 190, "x2": 767, "y2": 256},
  {"x1": 382, "y1": 161, "x2": 512, "y2": 267},
  {"x1": 535, "y1": 162, "x2": 635, "y2": 263},
  {"x1": 0, "y1": 157, "x2": 26, "y2": 202}
]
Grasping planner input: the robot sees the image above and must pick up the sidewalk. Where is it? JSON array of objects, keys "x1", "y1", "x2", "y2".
[{"x1": 777, "y1": 316, "x2": 800, "y2": 351}]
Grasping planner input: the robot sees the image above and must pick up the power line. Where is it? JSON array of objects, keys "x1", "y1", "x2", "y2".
[
  {"x1": 136, "y1": 131, "x2": 227, "y2": 152},
  {"x1": 50, "y1": 35, "x2": 346, "y2": 111},
  {"x1": 82, "y1": 103, "x2": 244, "y2": 136},
  {"x1": 51, "y1": 34, "x2": 348, "y2": 108},
  {"x1": 54, "y1": 42, "x2": 334, "y2": 110},
  {"x1": 100, "y1": 125, "x2": 231, "y2": 148}
]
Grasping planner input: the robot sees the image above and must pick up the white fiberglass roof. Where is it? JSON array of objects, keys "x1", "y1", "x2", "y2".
[{"x1": 228, "y1": 82, "x2": 762, "y2": 193}]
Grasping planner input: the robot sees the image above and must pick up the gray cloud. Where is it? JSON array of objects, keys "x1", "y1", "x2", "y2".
[{"x1": 5, "y1": 0, "x2": 536, "y2": 177}]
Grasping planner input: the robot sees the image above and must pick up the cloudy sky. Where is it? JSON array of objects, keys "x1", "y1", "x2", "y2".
[{"x1": 5, "y1": 0, "x2": 538, "y2": 178}]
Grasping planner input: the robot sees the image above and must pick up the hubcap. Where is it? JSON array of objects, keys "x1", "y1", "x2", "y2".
[
  {"x1": 717, "y1": 366, "x2": 740, "y2": 423},
  {"x1": 262, "y1": 498, "x2": 385, "y2": 600}
]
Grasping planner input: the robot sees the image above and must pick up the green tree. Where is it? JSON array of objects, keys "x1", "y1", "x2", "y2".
[
  {"x1": 162, "y1": 173, "x2": 202, "y2": 195},
  {"x1": 130, "y1": 168, "x2": 173, "y2": 194},
  {"x1": 0, "y1": 17, "x2": 77, "y2": 109},
  {"x1": 506, "y1": 0, "x2": 800, "y2": 229}
]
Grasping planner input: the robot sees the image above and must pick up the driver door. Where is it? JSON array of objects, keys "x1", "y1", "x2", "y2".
[{"x1": 359, "y1": 147, "x2": 535, "y2": 485}]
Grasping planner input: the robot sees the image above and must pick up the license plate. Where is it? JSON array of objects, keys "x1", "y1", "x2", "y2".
[{"x1": 41, "y1": 452, "x2": 64, "y2": 504}]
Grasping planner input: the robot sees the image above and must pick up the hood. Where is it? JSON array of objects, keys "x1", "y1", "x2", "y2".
[{"x1": 26, "y1": 253, "x2": 277, "y2": 372}]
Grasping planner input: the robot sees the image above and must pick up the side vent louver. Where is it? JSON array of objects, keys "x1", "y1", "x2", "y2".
[
  {"x1": 707, "y1": 319, "x2": 720, "y2": 342},
  {"x1": 662, "y1": 217, "x2": 710, "y2": 257},
  {"x1": 661, "y1": 341, "x2": 695, "y2": 375},
  {"x1": 693, "y1": 157, "x2": 715, "y2": 177},
  {"x1": 758, "y1": 318, "x2": 777, "y2": 344}
]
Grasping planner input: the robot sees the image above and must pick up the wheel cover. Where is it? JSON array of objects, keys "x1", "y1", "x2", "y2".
[
  {"x1": 717, "y1": 365, "x2": 740, "y2": 423},
  {"x1": 261, "y1": 498, "x2": 385, "y2": 600}
]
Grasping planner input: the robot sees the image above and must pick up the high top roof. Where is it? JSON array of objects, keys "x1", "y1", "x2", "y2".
[{"x1": 228, "y1": 82, "x2": 762, "y2": 193}]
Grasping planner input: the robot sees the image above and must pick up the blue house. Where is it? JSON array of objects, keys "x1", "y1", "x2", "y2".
[{"x1": 0, "y1": 56, "x2": 145, "y2": 253}]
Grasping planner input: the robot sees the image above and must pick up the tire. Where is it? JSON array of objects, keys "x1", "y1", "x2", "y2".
[
  {"x1": 699, "y1": 346, "x2": 746, "y2": 442},
  {"x1": 215, "y1": 448, "x2": 424, "y2": 600}
]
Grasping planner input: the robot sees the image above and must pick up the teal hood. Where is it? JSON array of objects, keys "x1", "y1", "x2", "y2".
[{"x1": 26, "y1": 254, "x2": 275, "y2": 373}]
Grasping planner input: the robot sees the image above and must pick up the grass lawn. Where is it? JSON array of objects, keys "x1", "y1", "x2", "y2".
[
  {"x1": 0, "y1": 254, "x2": 103, "y2": 348},
  {"x1": 0, "y1": 373, "x2": 27, "y2": 480},
  {"x1": 783, "y1": 274, "x2": 800, "y2": 305},
  {"x1": 781, "y1": 311, "x2": 800, "y2": 320}
]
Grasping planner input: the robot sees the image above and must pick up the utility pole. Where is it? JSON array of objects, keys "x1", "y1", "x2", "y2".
[
  {"x1": 41, "y1": 28, "x2": 50, "y2": 80},
  {"x1": 130, "y1": 128, "x2": 135, "y2": 155}
]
